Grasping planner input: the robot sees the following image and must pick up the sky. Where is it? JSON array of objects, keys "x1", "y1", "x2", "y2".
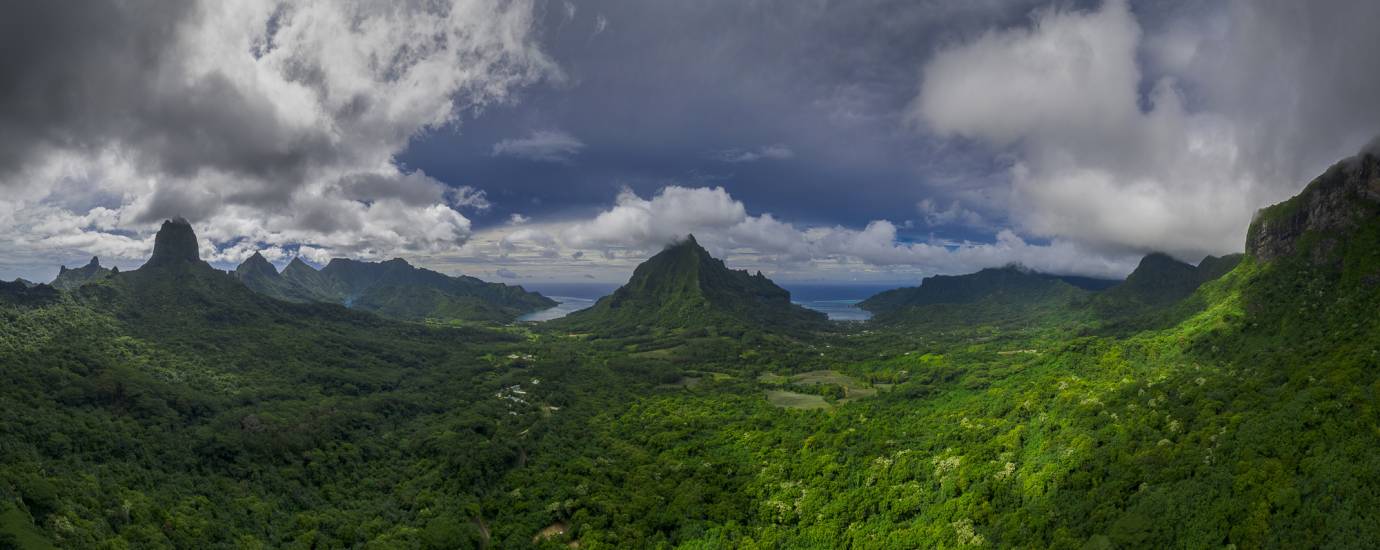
[{"x1": 2, "y1": 0, "x2": 1379, "y2": 285}]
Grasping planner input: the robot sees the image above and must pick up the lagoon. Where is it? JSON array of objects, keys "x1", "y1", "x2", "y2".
[{"x1": 517, "y1": 281, "x2": 904, "y2": 322}]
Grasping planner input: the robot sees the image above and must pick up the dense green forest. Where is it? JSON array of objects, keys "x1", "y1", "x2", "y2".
[{"x1": 3, "y1": 153, "x2": 1380, "y2": 548}]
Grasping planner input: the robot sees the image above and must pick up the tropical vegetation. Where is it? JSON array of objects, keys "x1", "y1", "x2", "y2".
[{"x1": 3, "y1": 153, "x2": 1380, "y2": 548}]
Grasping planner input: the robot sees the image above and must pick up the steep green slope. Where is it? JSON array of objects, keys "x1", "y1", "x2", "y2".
[
  {"x1": 0, "y1": 280, "x2": 60, "y2": 308},
  {"x1": 860, "y1": 265, "x2": 1090, "y2": 313},
  {"x1": 318, "y1": 258, "x2": 556, "y2": 323},
  {"x1": 232, "y1": 252, "x2": 331, "y2": 304},
  {"x1": 1094, "y1": 252, "x2": 1242, "y2": 310},
  {"x1": 858, "y1": 266, "x2": 1095, "y2": 334},
  {"x1": 559, "y1": 235, "x2": 827, "y2": 336},
  {"x1": 1105, "y1": 253, "x2": 1200, "y2": 304},
  {"x1": 281, "y1": 256, "x2": 341, "y2": 295},
  {"x1": 49, "y1": 257, "x2": 113, "y2": 291},
  {"x1": 1086, "y1": 252, "x2": 1243, "y2": 332},
  {"x1": 1203, "y1": 150, "x2": 1380, "y2": 365},
  {"x1": 1196, "y1": 253, "x2": 1244, "y2": 281},
  {"x1": 232, "y1": 253, "x2": 556, "y2": 323},
  {"x1": 859, "y1": 252, "x2": 1244, "y2": 335}
]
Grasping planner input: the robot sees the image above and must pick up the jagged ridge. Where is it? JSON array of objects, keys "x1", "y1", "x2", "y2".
[
  {"x1": 233, "y1": 253, "x2": 555, "y2": 323},
  {"x1": 51, "y1": 256, "x2": 113, "y2": 291}
]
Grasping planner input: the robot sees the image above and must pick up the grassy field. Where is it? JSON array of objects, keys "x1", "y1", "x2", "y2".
[
  {"x1": 757, "y1": 372, "x2": 788, "y2": 385},
  {"x1": 765, "y1": 390, "x2": 831, "y2": 410},
  {"x1": 791, "y1": 369, "x2": 878, "y2": 400},
  {"x1": 790, "y1": 369, "x2": 859, "y2": 386},
  {"x1": 760, "y1": 370, "x2": 882, "y2": 408}
]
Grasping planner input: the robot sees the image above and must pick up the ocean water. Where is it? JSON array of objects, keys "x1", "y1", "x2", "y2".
[
  {"x1": 516, "y1": 283, "x2": 618, "y2": 322},
  {"x1": 517, "y1": 295, "x2": 600, "y2": 321},
  {"x1": 783, "y1": 283, "x2": 908, "y2": 321},
  {"x1": 791, "y1": 298, "x2": 871, "y2": 321},
  {"x1": 516, "y1": 281, "x2": 907, "y2": 322}
]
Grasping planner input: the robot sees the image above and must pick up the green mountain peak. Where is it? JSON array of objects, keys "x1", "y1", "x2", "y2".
[
  {"x1": 560, "y1": 236, "x2": 826, "y2": 335},
  {"x1": 235, "y1": 252, "x2": 278, "y2": 278},
  {"x1": 1120, "y1": 253, "x2": 1198, "y2": 289},
  {"x1": 859, "y1": 265, "x2": 1085, "y2": 316},
  {"x1": 283, "y1": 256, "x2": 316, "y2": 273},
  {"x1": 1090, "y1": 252, "x2": 1241, "y2": 320}
]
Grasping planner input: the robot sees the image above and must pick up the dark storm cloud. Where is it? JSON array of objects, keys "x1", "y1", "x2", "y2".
[
  {"x1": 1176, "y1": 0, "x2": 1380, "y2": 186},
  {"x1": 338, "y1": 172, "x2": 447, "y2": 207},
  {"x1": 0, "y1": 0, "x2": 551, "y2": 205},
  {"x1": 0, "y1": 1, "x2": 190, "y2": 178},
  {"x1": 0, "y1": 1, "x2": 335, "y2": 195}
]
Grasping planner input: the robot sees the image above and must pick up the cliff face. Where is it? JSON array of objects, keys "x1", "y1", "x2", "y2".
[
  {"x1": 1246, "y1": 153, "x2": 1380, "y2": 264},
  {"x1": 145, "y1": 218, "x2": 202, "y2": 266}
]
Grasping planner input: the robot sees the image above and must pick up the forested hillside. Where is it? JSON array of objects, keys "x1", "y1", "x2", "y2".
[
  {"x1": 2, "y1": 153, "x2": 1380, "y2": 548},
  {"x1": 49, "y1": 258, "x2": 113, "y2": 291},
  {"x1": 233, "y1": 251, "x2": 555, "y2": 323},
  {"x1": 558, "y1": 235, "x2": 827, "y2": 336}
]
